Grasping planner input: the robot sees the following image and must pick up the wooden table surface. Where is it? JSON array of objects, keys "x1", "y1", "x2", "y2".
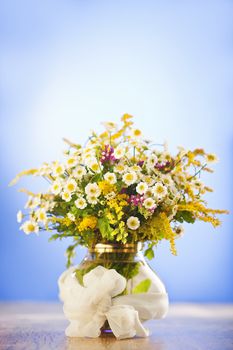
[{"x1": 0, "y1": 303, "x2": 232, "y2": 350}]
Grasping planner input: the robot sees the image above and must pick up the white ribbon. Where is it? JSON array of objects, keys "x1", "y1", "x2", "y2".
[{"x1": 58, "y1": 265, "x2": 168, "y2": 340}]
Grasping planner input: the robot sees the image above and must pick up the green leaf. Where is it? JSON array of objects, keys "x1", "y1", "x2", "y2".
[
  {"x1": 75, "y1": 269, "x2": 85, "y2": 286},
  {"x1": 175, "y1": 210, "x2": 195, "y2": 224},
  {"x1": 132, "y1": 278, "x2": 152, "y2": 294},
  {"x1": 97, "y1": 217, "x2": 114, "y2": 239},
  {"x1": 144, "y1": 247, "x2": 154, "y2": 260}
]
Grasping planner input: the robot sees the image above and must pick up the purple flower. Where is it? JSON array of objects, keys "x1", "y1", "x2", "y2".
[
  {"x1": 128, "y1": 194, "x2": 145, "y2": 207},
  {"x1": 137, "y1": 160, "x2": 144, "y2": 167},
  {"x1": 100, "y1": 145, "x2": 116, "y2": 164}
]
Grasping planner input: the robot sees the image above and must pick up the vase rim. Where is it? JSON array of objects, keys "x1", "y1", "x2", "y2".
[{"x1": 89, "y1": 242, "x2": 142, "y2": 253}]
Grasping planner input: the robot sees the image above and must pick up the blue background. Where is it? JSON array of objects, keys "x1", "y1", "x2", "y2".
[{"x1": 0, "y1": 0, "x2": 232, "y2": 302}]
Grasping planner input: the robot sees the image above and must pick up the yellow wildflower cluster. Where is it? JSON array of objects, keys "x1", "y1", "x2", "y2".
[
  {"x1": 177, "y1": 202, "x2": 229, "y2": 227},
  {"x1": 139, "y1": 212, "x2": 177, "y2": 255},
  {"x1": 107, "y1": 194, "x2": 129, "y2": 221},
  {"x1": 78, "y1": 216, "x2": 98, "y2": 232}
]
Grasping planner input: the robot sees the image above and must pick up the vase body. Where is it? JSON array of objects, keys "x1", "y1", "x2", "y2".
[{"x1": 75, "y1": 243, "x2": 168, "y2": 333}]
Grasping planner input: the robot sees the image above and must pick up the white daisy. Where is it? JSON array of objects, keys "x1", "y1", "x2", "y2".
[
  {"x1": 144, "y1": 188, "x2": 154, "y2": 198},
  {"x1": 101, "y1": 121, "x2": 118, "y2": 132},
  {"x1": 67, "y1": 213, "x2": 75, "y2": 221},
  {"x1": 35, "y1": 209, "x2": 47, "y2": 224},
  {"x1": 144, "y1": 175, "x2": 156, "y2": 186},
  {"x1": 85, "y1": 183, "x2": 101, "y2": 197},
  {"x1": 143, "y1": 198, "x2": 156, "y2": 210},
  {"x1": 152, "y1": 182, "x2": 168, "y2": 199},
  {"x1": 161, "y1": 175, "x2": 174, "y2": 187},
  {"x1": 72, "y1": 165, "x2": 87, "y2": 179},
  {"x1": 66, "y1": 156, "x2": 78, "y2": 169},
  {"x1": 175, "y1": 225, "x2": 185, "y2": 239},
  {"x1": 51, "y1": 180, "x2": 62, "y2": 195},
  {"x1": 62, "y1": 191, "x2": 72, "y2": 202},
  {"x1": 52, "y1": 162, "x2": 65, "y2": 177},
  {"x1": 114, "y1": 164, "x2": 127, "y2": 174},
  {"x1": 131, "y1": 165, "x2": 141, "y2": 172},
  {"x1": 17, "y1": 210, "x2": 23, "y2": 223},
  {"x1": 147, "y1": 155, "x2": 158, "y2": 168},
  {"x1": 75, "y1": 197, "x2": 87, "y2": 209},
  {"x1": 136, "y1": 182, "x2": 148, "y2": 195},
  {"x1": 113, "y1": 146, "x2": 125, "y2": 159},
  {"x1": 104, "y1": 172, "x2": 117, "y2": 184},
  {"x1": 20, "y1": 220, "x2": 39, "y2": 235},
  {"x1": 122, "y1": 171, "x2": 137, "y2": 186},
  {"x1": 87, "y1": 195, "x2": 98, "y2": 204},
  {"x1": 127, "y1": 216, "x2": 140, "y2": 230},
  {"x1": 65, "y1": 179, "x2": 77, "y2": 193},
  {"x1": 86, "y1": 157, "x2": 102, "y2": 173}
]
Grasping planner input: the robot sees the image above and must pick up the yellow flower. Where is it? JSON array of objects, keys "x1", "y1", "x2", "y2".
[
  {"x1": 205, "y1": 153, "x2": 219, "y2": 163},
  {"x1": 78, "y1": 216, "x2": 97, "y2": 232},
  {"x1": 132, "y1": 129, "x2": 142, "y2": 138},
  {"x1": 121, "y1": 113, "x2": 133, "y2": 122},
  {"x1": 99, "y1": 180, "x2": 116, "y2": 195}
]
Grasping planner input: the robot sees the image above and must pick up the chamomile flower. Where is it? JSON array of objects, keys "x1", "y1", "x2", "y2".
[
  {"x1": 67, "y1": 213, "x2": 75, "y2": 221},
  {"x1": 87, "y1": 195, "x2": 98, "y2": 204},
  {"x1": 87, "y1": 158, "x2": 102, "y2": 173},
  {"x1": 73, "y1": 166, "x2": 87, "y2": 179},
  {"x1": 52, "y1": 162, "x2": 65, "y2": 177},
  {"x1": 144, "y1": 175, "x2": 156, "y2": 186},
  {"x1": 147, "y1": 155, "x2": 158, "y2": 168},
  {"x1": 85, "y1": 183, "x2": 101, "y2": 197},
  {"x1": 175, "y1": 225, "x2": 185, "y2": 238},
  {"x1": 131, "y1": 165, "x2": 141, "y2": 172},
  {"x1": 65, "y1": 179, "x2": 77, "y2": 193},
  {"x1": 113, "y1": 146, "x2": 125, "y2": 159},
  {"x1": 62, "y1": 191, "x2": 72, "y2": 202},
  {"x1": 144, "y1": 188, "x2": 154, "y2": 198},
  {"x1": 127, "y1": 216, "x2": 140, "y2": 230},
  {"x1": 104, "y1": 172, "x2": 117, "y2": 184},
  {"x1": 20, "y1": 220, "x2": 39, "y2": 235},
  {"x1": 136, "y1": 182, "x2": 148, "y2": 195},
  {"x1": 75, "y1": 197, "x2": 87, "y2": 209},
  {"x1": 161, "y1": 175, "x2": 174, "y2": 187},
  {"x1": 51, "y1": 180, "x2": 62, "y2": 195},
  {"x1": 143, "y1": 198, "x2": 156, "y2": 210},
  {"x1": 161, "y1": 152, "x2": 172, "y2": 162},
  {"x1": 35, "y1": 209, "x2": 47, "y2": 224},
  {"x1": 152, "y1": 182, "x2": 168, "y2": 199},
  {"x1": 123, "y1": 171, "x2": 137, "y2": 186},
  {"x1": 101, "y1": 121, "x2": 118, "y2": 132},
  {"x1": 66, "y1": 156, "x2": 78, "y2": 169},
  {"x1": 114, "y1": 164, "x2": 126, "y2": 174},
  {"x1": 17, "y1": 210, "x2": 23, "y2": 223}
]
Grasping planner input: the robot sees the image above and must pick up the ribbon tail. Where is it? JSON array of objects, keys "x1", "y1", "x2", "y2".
[{"x1": 106, "y1": 305, "x2": 149, "y2": 340}]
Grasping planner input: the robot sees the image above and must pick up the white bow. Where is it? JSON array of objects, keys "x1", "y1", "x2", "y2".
[{"x1": 58, "y1": 265, "x2": 168, "y2": 340}]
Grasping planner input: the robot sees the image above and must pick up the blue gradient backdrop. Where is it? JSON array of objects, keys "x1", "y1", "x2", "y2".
[{"x1": 0, "y1": 0, "x2": 232, "y2": 302}]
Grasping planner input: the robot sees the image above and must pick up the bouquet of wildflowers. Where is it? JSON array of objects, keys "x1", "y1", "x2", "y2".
[{"x1": 11, "y1": 114, "x2": 228, "y2": 267}]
